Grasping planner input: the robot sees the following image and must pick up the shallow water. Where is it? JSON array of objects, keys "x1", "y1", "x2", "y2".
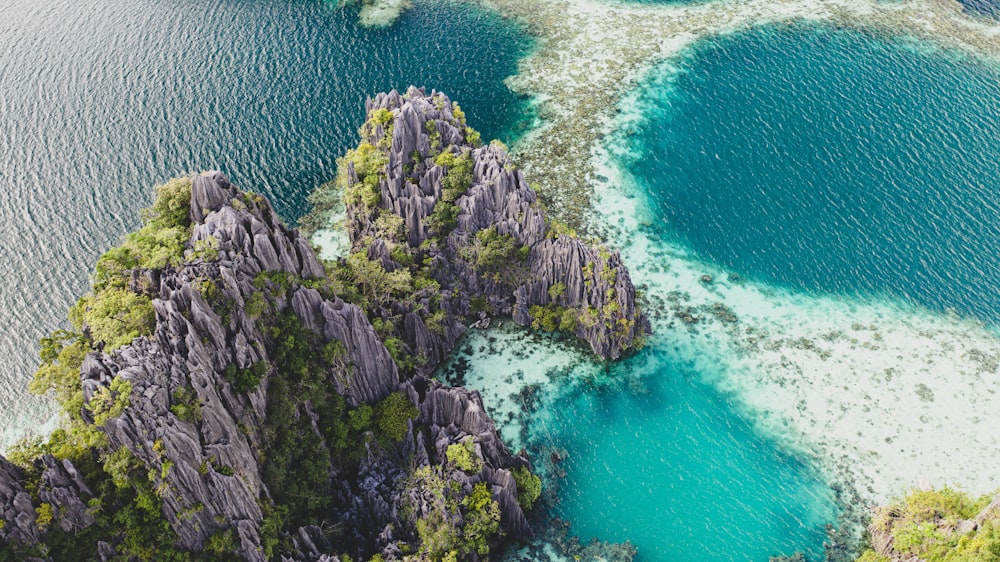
[
  {"x1": 0, "y1": 0, "x2": 531, "y2": 448},
  {"x1": 629, "y1": 24, "x2": 1000, "y2": 322},
  {"x1": 439, "y1": 325, "x2": 838, "y2": 562}
]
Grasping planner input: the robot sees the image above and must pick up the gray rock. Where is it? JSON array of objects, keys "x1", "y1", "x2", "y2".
[
  {"x1": 0, "y1": 457, "x2": 40, "y2": 546},
  {"x1": 335, "y1": 87, "x2": 649, "y2": 376},
  {"x1": 2, "y1": 164, "x2": 535, "y2": 559}
]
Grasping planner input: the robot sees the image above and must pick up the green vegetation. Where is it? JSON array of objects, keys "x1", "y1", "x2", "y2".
[
  {"x1": 29, "y1": 176, "x2": 196, "y2": 428},
  {"x1": 460, "y1": 482, "x2": 502, "y2": 556},
  {"x1": 445, "y1": 438, "x2": 482, "y2": 474},
  {"x1": 70, "y1": 288, "x2": 155, "y2": 352},
  {"x1": 222, "y1": 361, "x2": 269, "y2": 393},
  {"x1": 0, "y1": 431, "x2": 230, "y2": 562},
  {"x1": 459, "y1": 226, "x2": 529, "y2": 280},
  {"x1": 87, "y1": 377, "x2": 132, "y2": 427},
  {"x1": 190, "y1": 235, "x2": 220, "y2": 261},
  {"x1": 60, "y1": 176, "x2": 194, "y2": 355},
  {"x1": 34, "y1": 503, "x2": 53, "y2": 531},
  {"x1": 512, "y1": 466, "x2": 542, "y2": 511},
  {"x1": 854, "y1": 487, "x2": 1000, "y2": 562},
  {"x1": 29, "y1": 330, "x2": 88, "y2": 422},
  {"x1": 341, "y1": 251, "x2": 412, "y2": 308},
  {"x1": 93, "y1": 177, "x2": 193, "y2": 289},
  {"x1": 257, "y1": 309, "x2": 420, "y2": 530},
  {"x1": 373, "y1": 391, "x2": 419, "y2": 441},
  {"x1": 169, "y1": 387, "x2": 203, "y2": 424},
  {"x1": 369, "y1": 108, "x2": 394, "y2": 126},
  {"x1": 339, "y1": 142, "x2": 389, "y2": 212},
  {"x1": 545, "y1": 216, "x2": 577, "y2": 239},
  {"x1": 529, "y1": 304, "x2": 579, "y2": 334},
  {"x1": 427, "y1": 149, "x2": 474, "y2": 237},
  {"x1": 407, "y1": 466, "x2": 503, "y2": 560},
  {"x1": 548, "y1": 282, "x2": 566, "y2": 300}
]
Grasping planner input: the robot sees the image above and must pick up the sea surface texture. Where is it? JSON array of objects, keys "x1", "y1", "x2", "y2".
[
  {"x1": 4, "y1": 0, "x2": 1000, "y2": 561},
  {"x1": 0, "y1": 0, "x2": 530, "y2": 447},
  {"x1": 631, "y1": 24, "x2": 1000, "y2": 322},
  {"x1": 438, "y1": 324, "x2": 837, "y2": 562}
]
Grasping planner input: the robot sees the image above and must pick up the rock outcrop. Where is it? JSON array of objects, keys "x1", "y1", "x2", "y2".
[
  {"x1": 867, "y1": 494, "x2": 1000, "y2": 561},
  {"x1": 303, "y1": 87, "x2": 649, "y2": 374},
  {"x1": 0, "y1": 457, "x2": 40, "y2": 547},
  {"x1": 1, "y1": 89, "x2": 647, "y2": 561},
  {"x1": 0, "y1": 172, "x2": 532, "y2": 561}
]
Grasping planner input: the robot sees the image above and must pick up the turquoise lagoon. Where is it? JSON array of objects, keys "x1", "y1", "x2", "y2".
[
  {"x1": 439, "y1": 325, "x2": 838, "y2": 562},
  {"x1": 628, "y1": 24, "x2": 1000, "y2": 322},
  {"x1": 445, "y1": 21, "x2": 1000, "y2": 562}
]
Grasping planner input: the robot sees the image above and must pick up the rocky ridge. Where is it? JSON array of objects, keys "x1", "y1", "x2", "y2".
[
  {"x1": 302, "y1": 87, "x2": 649, "y2": 373},
  {"x1": 0, "y1": 89, "x2": 647, "y2": 561},
  {"x1": 0, "y1": 171, "x2": 533, "y2": 561},
  {"x1": 864, "y1": 492, "x2": 1000, "y2": 562}
]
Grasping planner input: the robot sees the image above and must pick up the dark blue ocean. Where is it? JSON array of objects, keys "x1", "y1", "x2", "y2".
[{"x1": 0, "y1": 0, "x2": 531, "y2": 445}]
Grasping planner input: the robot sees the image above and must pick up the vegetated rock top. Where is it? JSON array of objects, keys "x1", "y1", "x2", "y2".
[
  {"x1": 0, "y1": 170, "x2": 536, "y2": 561},
  {"x1": 1, "y1": 87, "x2": 646, "y2": 561},
  {"x1": 302, "y1": 86, "x2": 649, "y2": 373}
]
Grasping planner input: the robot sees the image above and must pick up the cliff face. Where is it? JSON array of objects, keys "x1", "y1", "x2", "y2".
[
  {"x1": 0, "y1": 89, "x2": 647, "y2": 561},
  {"x1": 304, "y1": 87, "x2": 649, "y2": 372},
  {"x1": 0, "y1": 172, "x2": 532, "y2": 561}
]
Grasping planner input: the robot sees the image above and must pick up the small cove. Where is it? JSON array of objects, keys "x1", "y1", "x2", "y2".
[{"x1": 438, "y1": 324, "x2": 839, "y2": 562}]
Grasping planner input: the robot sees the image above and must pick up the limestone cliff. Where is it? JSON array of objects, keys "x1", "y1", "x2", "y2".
[
  {"x1": 0, "y1": 172, "x2": 532, "y2": 561},
  {"x1": 302, "y1": 87, "x2": 649, "y2": 373},
  {"x1": 0, "y1": 89, "x2": 647, "y2": 561}
]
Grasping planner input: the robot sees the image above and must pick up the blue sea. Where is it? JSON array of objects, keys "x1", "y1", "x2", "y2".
[
  {"x1": 4, "y1": 1, "x2": 1000, "y2": 561},
  {"x1": 439, "y1": 324, "x2": 839, "y2": 561},
  {"x1": 630, "y1": 24, "x2": 1000, "y2": 323}
]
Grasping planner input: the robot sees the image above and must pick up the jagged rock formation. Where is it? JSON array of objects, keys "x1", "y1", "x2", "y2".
[
  {"x1": 0, "y1": 172, "x2": 533, "y2": 561},
  {"x1": 302, "y1": 87, "x2": 649, "y2": 373},
  {"x1": 1, "y1": 89, "x2": 647, "y2": 561},
  {"x1": 0, "y1": 458, "x2": 40, "y2": 547}
]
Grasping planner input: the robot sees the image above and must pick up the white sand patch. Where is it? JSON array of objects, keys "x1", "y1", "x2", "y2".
[
  {"x1": 436, "y1": 321, "x2": 603, "y2": 451},
  {"x1": 358, "y1": 0, "x2": 413, "y2": 27},
  {"x1": 310, "y1": 226, "x2": 349, "y2": 262}
]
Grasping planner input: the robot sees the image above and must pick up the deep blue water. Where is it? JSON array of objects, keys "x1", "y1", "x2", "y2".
[
  {"x1": 630, "y1": 24, "x2": 1000, "y2": 322},
  {"x1": 960, "y1": 0, "x2": 1000, "y2": 18},
  {"x1": 0, "y1": 0, "x2": 531, "y2": 445}
]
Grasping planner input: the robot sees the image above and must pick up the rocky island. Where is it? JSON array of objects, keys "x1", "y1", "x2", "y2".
[{"x1": 0, "y1": 88, "x2": 648, "y2": 561}]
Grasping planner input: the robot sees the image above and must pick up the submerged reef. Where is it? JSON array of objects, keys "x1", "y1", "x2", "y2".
[
  {"x1": 0, "y1": 89, "x2": 646, "y2": 561},
  {"x1": 334, "y1": 0, "x2": 413, "y2": 27}
]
